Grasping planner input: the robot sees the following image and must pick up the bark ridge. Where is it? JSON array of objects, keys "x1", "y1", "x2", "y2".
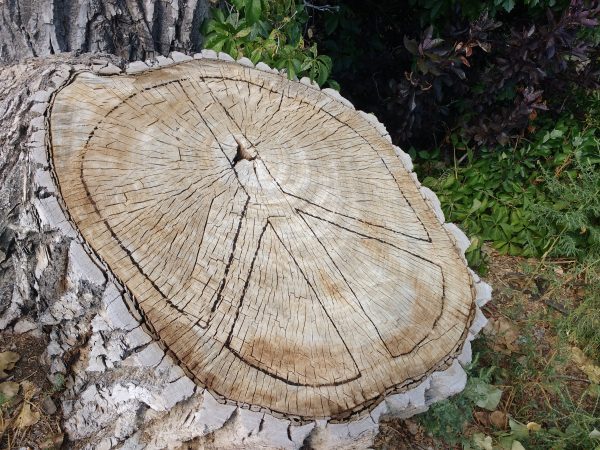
[{"x1": 0, "y1": 0, "x2": 209, "y2": 64}]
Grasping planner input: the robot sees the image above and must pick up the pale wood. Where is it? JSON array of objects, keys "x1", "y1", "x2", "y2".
[{"x1": 48, "y1": 59, "x2": 476, "y2": 423}]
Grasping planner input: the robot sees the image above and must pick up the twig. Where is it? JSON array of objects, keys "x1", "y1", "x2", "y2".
[
  {"x1": 303, "y1": 1, "x2": 340, "y2": 12},
  {"x1": 544, "y1": 299, "x2": 568, "y2": 315},
  {"x1": 551, "y1": 374, "x2": 591, "y2": 384}
]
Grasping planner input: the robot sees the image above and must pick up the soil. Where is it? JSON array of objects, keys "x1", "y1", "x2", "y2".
[{"x1": 1, "y1": 332, "x2": 63, "y2": 450}]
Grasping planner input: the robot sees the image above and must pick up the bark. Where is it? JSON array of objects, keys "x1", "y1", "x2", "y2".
[
  {"x1": 0, "y1": 0, "x2": 210, "y2": 64},
  {"x1": 0, "y1": 53, "x2": 493, "y2": 449}
]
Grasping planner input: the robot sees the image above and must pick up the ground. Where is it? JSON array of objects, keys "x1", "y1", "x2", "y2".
[
  {"x1": 1, "y1": 248, "x2": 598, "y2": 449},
  {"x1": 0, "y1": 333, "x2": 63, "y2": 449}
]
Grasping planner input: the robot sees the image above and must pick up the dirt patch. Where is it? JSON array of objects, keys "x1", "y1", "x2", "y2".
[{"x1": 1, "y1": 331, "x2": 63, "y2": 450}]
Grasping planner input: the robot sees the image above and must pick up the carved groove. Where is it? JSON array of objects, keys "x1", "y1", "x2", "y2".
[{"x1": 49, "y1": 60, "x2": 476, "y2": 420}]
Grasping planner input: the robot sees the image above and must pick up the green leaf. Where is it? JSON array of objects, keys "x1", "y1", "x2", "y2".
[
  {"x1": 205, "y1": 35, "x2": 228, "y2": 52},
  {"x1": 316, "y1": 62, "x2": 330, "y2": 85},
  {"x1": 212, "y1": 8, "x2": 226, "y2": 23},
  {"x1": 465, "y1": 376, "x2": 503, "y2": 411},
  {"x1": 511, "y1": 441, "x2": 526, "y2": 450},
  {"x1": 472, "y1": 433, "x2": 493, "y2": 450},
  {"x1": 502, "y1": 0, "x2": 516, "y2": 12},
  {"x1": 286, "y1": 61, "x2": 296, "y2": 80},
  {"x1": 326, "y1": 79, "x2": 341, "y2": 91},
  {"x1": 231, "y1": 0, "x2": 245, "y2": 9},
  {"x1": 469, "y1": 198, "x2": 483, "y2": 214},
  {"x1": 249, "y1": 47, "x2": 263, "y2": 64},
  {"x1": 475, "y1": 383, "x2": 502, "y2": 410},
  {"x1": 509, "y1": 418, "x2": 529, "y2": 440},
  {"x1": 245, "y1": 0, "x2": 262, "y2": 25},
  {"x1": 234, "y1": 27, "x2": 253, "y2": 38}
]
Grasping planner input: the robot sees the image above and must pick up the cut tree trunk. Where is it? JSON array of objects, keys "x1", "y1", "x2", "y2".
[
  {"x1": 0, "y1": 0, "x2": 210, "y2": 64},
  {"x1": 0, "y1": 52, "x2": 492, "y2": 449}
]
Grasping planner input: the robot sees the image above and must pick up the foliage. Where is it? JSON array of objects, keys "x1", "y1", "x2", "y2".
[
  {"x1": 315, "y1": 0, "x2": 599, "y2": 152},
  {"x1": 566, "y1": 282, "x2": 600, "y2": 362},
  {"x1": 417, "y1": 359, "x2": 501, "y2": 446},
  {"x1": 532, "y1": 160, "x2": 600, "y2": 260},
  {"x1": 408, "y1": 0, "x2": 569, "y2": 26},
  {"x1": 467, "y1": 303, "x2": 600, "y2": 450},
  {"x1": 418, "y1": 106, "x2": 600, "y2": 268},
  {"x1": 416, "y1": 288, "x2": 599, "y2": 450},
  {"x1": 395, "y1": 0, "x2": 598, "y2": 147},
  {"x1": 202, "y1": 0, "x2": 337, "y2": 86}
]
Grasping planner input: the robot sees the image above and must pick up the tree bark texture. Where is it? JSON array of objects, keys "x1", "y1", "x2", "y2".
[{"x1": 0, "y1": 0, "x2": 211, "y2": 64}]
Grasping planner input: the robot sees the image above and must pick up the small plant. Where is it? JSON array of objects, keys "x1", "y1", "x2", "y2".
[
  {"x1": 316, "y1": 0, "x2": 599, "y2": 152},
  {"x1": 51, "y1": 373, "x2": 65, "y2": 393},
  {"x1": 408, "y1": 0, "x2": 570, "y2": 26},
  {"x1": 566, "y1": 284, "x2": 600, "y2": 361},
  {"x1": 418, "y1": 357, "x2": 502, "y2": 446},
  {"x1": 202, "y1": 0, "x2": 337, "y2": 87}
]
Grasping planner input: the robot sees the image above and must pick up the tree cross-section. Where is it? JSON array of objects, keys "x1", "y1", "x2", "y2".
[{"x1": 49, "y1": 60, "x2": 475, "y2": 421}]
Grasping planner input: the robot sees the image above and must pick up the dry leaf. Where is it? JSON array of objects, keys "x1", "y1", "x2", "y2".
[
  {"x1": 527, "y1": 421, "x2": 542, "y2": 432},
  {"x1": 484, "y1": 317, "x2": 519, "y2": 354},
  {"x1": 404, "y1": 419, "x2": 420, "y2": 435},
  {"x1": 490, "y1": 410, "x2": 508, "y2": 428},
  {"x1": 39, "y1": 433, "x2": 64, "y2": 449},
  {"x1": 474, "y1": 411, "x2": 490, "y2": 426},
  {"x1": 0, "y1": 351, "x2": 20, "y2": 378},
  {"x1": 570, "y1": 347, "x2": 600, "y2": 384},
  {"x1": 15, "y1": 402, "x2": 40, "y2": 428},
  {"x1": 0, "y1": 381, "x2": 20, "y2": 399},
  {"x1": 21, "y1": 380, "x2": 38, "y2": 401},
  {"x1": 11, "y1": 380, "x2": 40, "y2": 429}
]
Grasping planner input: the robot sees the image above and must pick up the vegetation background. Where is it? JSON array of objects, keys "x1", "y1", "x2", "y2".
[{"x1": 201, "y1": 0, "x2": 600, "y2": 448}]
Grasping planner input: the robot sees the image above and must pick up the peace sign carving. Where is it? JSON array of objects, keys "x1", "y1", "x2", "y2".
[{"x1": 49, "y1": 60, "x2": 475, "y2": 421}]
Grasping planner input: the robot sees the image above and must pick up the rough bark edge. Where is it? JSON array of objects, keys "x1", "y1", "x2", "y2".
[{"x1": 27, "y1": 52, "x2": 493, "y2": 449}]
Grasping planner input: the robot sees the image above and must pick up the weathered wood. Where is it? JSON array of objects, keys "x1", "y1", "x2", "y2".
[
  {"x1": 50, "y1": 57, "x2": 477, "y2": 418},
  {"x1": 0, "y1": 53, "x2": 492, "y2": 449}
]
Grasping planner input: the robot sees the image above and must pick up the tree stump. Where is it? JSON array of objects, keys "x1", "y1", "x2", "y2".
[{"x1": 1, "y1": 52, "x2": 492, "y2": 449}]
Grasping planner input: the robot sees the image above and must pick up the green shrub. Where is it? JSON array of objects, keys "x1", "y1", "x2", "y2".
[
  {"x1": 566, "y1": 284, "x2": 600, "y2": 362},
  {"x1": 202, "y1": 0, "x2": 337, "y2": 87},
  {"x1": 418, "y1": 359, "x2": 502, "y2": 446},
  {"x1": 419, "y1": 108, "x2": 600, "y2": 268},
  {"x1": 316, "y1": 0, "x2": 599, "y2": 152}
]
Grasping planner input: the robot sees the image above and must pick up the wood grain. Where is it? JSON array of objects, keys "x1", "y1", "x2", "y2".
[{"x1": 49, "y1": 60, "x2": 475, "y2": 421}]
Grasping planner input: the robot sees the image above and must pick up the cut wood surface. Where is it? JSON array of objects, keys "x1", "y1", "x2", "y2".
[{"x1": 49, "y1": 59, "x2": 476, "y2": 422}]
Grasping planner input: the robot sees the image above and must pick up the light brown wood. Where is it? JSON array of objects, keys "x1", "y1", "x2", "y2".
[{"x1": 49, "y1": 59, "x2": 475, "y2": 422}]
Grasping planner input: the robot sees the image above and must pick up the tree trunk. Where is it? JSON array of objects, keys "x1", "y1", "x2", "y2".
[
  {"x1": 0, "y1": 52, "x2": 492, "y2": 449},
  {"x1": 0, "y1": 0, "x2": 211, "y2": 64}
]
